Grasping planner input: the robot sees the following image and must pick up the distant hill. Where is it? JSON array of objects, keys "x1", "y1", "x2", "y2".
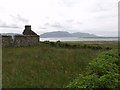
[
  {"x1": 72, "y1": 32, "x2": 96, "y2": 37},
  {"x1": 40, "y1": 31, "x2": 97, "y2": 38},
  {"x1": 40, "y1": 31, "x2": 72, "y2": 38}
]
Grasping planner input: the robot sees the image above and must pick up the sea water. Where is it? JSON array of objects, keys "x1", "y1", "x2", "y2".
[{"x1": 40, "y1": 37, "x2": 118, "y2": 42}]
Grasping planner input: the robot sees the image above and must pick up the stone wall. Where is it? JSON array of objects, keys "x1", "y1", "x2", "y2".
[
  {"x1": 0, "y1": 35, "x2": 2, "y2": 48},
  {"x1": 2, "y1": 35, "x2": 40, "y2": 47},
  {"x1": 14, "y1": 35, "x2": 39, "y2": 47},
  {"x1": 2, "y1": 36, "x2": 13, "y2": 47}
]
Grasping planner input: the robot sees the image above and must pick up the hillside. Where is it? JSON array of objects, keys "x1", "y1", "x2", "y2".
[
  {"x1": 72, "y1": 32, "x2": 96, "y2": 37},
  {"x1": 40, "y1": 31, "x2": 97, "y2": 38},
  {"x1": 40, "y1": 31, "x2": 72, "y2": 38}
]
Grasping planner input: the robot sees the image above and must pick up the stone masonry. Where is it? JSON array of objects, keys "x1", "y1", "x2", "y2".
[{"x1": 2, "y1": 36, "x2": 13, "y2": 47}]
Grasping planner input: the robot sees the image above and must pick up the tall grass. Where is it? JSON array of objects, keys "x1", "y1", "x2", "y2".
[{"x1": 2, "y1": 43, "x2": 103, "y2": 88}]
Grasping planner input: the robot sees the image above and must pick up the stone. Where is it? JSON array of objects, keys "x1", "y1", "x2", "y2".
[{"x1": 23, "y1": 25, "x2": 38, "y2": 35}]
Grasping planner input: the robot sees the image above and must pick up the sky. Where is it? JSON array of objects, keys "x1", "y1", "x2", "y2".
[{"x1": 0, "y1": 0, "x2": 119, "y2": 36}]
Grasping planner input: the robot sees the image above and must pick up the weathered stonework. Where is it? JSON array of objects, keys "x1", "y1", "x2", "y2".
[
  {"x1": 0, "y1": 34, "x2": 2, "y2": 47},
  {"x1": 14, "y1": 35, "x2": 39, "y2": 47},
  {"x1": 2, "y1": 36, "x2": 13, "y2": 47}
]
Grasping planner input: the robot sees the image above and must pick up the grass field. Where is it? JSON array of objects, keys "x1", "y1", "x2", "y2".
[{"x1": 2, "y1": 41, "x2": 118, "y2": 88}]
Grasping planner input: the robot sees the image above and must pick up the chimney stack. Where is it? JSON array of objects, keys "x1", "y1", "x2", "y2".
[
  {"x1": 23, "y1": 25, "x2": 38, "y2": 35},
  {"x1": 25, "y1": 25, "x2": 31, "y2": 30}
]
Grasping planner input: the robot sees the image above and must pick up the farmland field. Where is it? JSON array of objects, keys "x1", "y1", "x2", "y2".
[{"x1": 2, "y1": 41, "x2": 119, "y2": 88}]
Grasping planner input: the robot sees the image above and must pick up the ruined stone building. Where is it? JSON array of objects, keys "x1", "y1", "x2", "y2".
[{"x1": 2, "y1": 25, "x2": 40, "y2": 47}]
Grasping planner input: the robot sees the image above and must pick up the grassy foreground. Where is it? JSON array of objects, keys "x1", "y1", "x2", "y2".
[{"x1": 2, "y1": 41, "x2": 118, "y2": 88}]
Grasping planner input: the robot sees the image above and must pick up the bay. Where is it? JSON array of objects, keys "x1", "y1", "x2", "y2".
[{"x1": 40, "y1": 37, "x2": 118, "y2": 42}]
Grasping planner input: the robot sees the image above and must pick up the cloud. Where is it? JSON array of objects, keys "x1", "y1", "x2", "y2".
[
  {"x1": 44, "y1": 23, "x2": 50, "y2": 26},
  {"x1": 51, "y1": 23, "x2": 62, "y2": 28},
  {"x1": 77, "y1": 22, "x2": 83, "y2": 24},
  {"x1": 50, "y1": 22, "x2": 69, "y2": 29},
  {"x1": 66, "y1": 19, "x2": 74, "y2": 22},
  {"x1": 45, "y1": 17, "x2": 50, "y2": 19},
  {"x1": 58, "y1": 0, "x2": 81, "y2": 7},
  {"x1": 0, "y1": 19, "x2": 21, "y2": 29},
  {"x1": 0, "y1": 14, "x2": 29, "y2": 29},
  {"x1": 10, "y1": 14, "x2": 29, "y2": 23},
  {"x1": 49, "y1": 22, "x2": 75, "y2": 32},
  {"x1": 0, "y1": 23, "x2": 20, "y2": 28},
  {"x1": 39, "y1": 27, "x2": 47, "y2": 29}
]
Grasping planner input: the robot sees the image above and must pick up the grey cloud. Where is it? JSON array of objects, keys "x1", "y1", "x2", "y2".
[
  {"x1": 51, "y1": 24, "x2": 62, "y2": 28},
  {"x1": 96, "y1": 15, "x2": 117, "y2": 20},
  {"x1": 45, "y1": 22, "x2": 69, "y2": 30},
  {"x1": 93, "y1": 4, "x2": 110, "y2": 12},
  {"x1": 91, "y1": 1, "x2": 117, "y2": 12},
  {"x1": 0, "y1": 24, "x2": 20, "y2": 28},
  {"x1": 39, "y1": 27, "x2": 47, "y2": 29},
  {"x1": 50, "y1": 22, "x2": 72, "y2": 31},
  {"x1": 0, "y1": 20, "x2": 20, "y2": 28},
  {"x1": 44, "y1": 23, "x2": 50, "y2": 26},
  {"x1": 66, "y1": 19, "x2": 74, "y2": 22},
  {"x1": 0, "y1": 20, "x2": 6, "y2": 26},
  {"x1": 45, "y1": 17, "x2": 50, "y2": 19},
  {"x1": 77, "y1": 22, "x2": 83, "y2": 24},
  {"x1": 50, "y1": 22, "x2": 62, "y2": 28},
  {"x1": 58, "y1": 0, "x2": 80, "y2": 7},
  {"x1": 39, "y1": 25, "x2": 48, "y2": 29},
  {"x1": 11, "y1": 14, "x2": 29, "y2": 23}
]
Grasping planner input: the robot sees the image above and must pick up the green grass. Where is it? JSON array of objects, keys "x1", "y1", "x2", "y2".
[
  {"x1": 2, "y1": 43, "x2": 104, "y2": 88},
  {"x1": 2, "y1": 41, "x2": 118, "y2": 88},
  {"x1": 65, "y1": 41, "x2": 118, "y2": 49}
]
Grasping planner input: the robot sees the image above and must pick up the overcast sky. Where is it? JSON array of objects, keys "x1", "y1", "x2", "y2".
[{"x1": 0, "y1": 0, "x2": 119, "y2": 36}]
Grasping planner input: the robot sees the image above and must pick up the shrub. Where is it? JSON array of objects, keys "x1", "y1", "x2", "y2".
[
  {"x1": 50, "y1": 42, "x2": 55, "y2": 46},
  {"x1": 105, "y1": 47, "x2": 112, "y2": 50},
  {"x1": 43, "y1": 41, "x2": 50, "y2": 44},
  {"x1": 56, "y1": 40, "x2": 64, "y2": 47},
  {"x1": 95, "y1": 46, "x2": 102, "y2": 49},
  {"x1": 67, "y1": 73, "x2": 120, "y2": 88},
  {"x1": 87, "y1": 45, "x2": 93, "y2": 49},
  {"x1": 67, "y1": 49, "x2": 120, "y2": 88},
  {"x1": 80, "y1": 44, "x2": 87, "y2": 48},
  {"x1": 70, "y1": 44, "x2": 77, "y2": 48},
  {"x1": 64, "y1": 43, "x2": 69, "y2": 48},
  {"x1": 42, "y1": 41, "x2": 112, "y2": 50}
]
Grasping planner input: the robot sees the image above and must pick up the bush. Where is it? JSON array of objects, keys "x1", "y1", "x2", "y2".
[
  {"x1": 42, "y1": 41, "x2": 112, "y2": 50},
  {"x1": 64, "y1": 43, "x2": 70, "y2": 48},
  {"x1": 105, "y1": 47, "x2": 112, "y2": 50},
  {"x1": 95, "y1": 46, "x2": 102, "y2": 49},
  {"x1": 67, "y1": 73, "x2": 120, "y2": 88},
  {"x1": 80, "y1": 44, "x2": 87, "y2": 48},
  {"x1": 43, "y1": 41, "x2": 50, "y2": 44},
  {"x1": 67, "y1": 49, "x2": 120, "y2": 88},
  {"x1": 50, "y1": 42, "x2": 56, "y2": 46},
  {"x1": 56, "y1": 40, "x2": 64, "y2": 47}
]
